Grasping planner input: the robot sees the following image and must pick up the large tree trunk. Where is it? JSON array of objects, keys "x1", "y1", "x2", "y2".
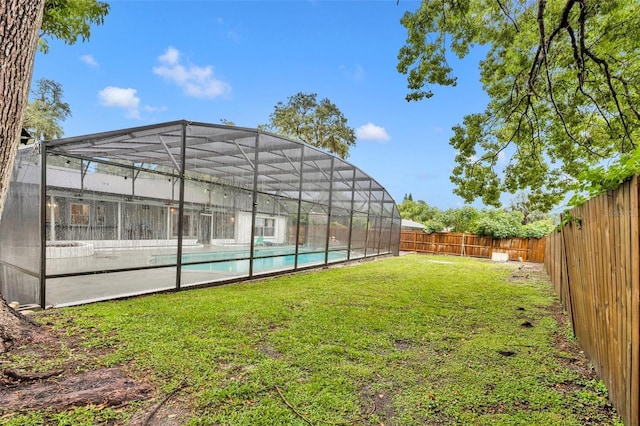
[
  {"x1": 0, "y1": 0, "x2": 45, "y2": 220},
  {"x1": 0, "y1": 0, "x2": 47, "y2": 350},
  {"x1": 0, "y1": 294, "x2": 40, "y2": 353}
]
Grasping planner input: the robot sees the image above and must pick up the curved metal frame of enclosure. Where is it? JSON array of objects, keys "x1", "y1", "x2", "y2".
[{"x1": 0, "y1": 120, "x2": 400, "y2": 307}]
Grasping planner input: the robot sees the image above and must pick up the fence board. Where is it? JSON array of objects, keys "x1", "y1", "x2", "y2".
[
  {"x1": 400, "y1": 231, "x2": 546, "y2": 263},
  {"x1": 544, "y1": 175, "x2": 640, "y2": 426},
  {"x1": 630, "y1": 176, "x2": 640, "y2": 425}
]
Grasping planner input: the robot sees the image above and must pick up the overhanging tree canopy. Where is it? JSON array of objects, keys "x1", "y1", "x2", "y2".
[{"x1": 398, "y1": 0, "x2": 640, "y2": 211}]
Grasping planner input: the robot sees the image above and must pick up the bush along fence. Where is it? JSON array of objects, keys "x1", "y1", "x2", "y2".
[
  {"x1": 544, "y1": 175, "x2": 640, "y2": 426},
  {"x1": 400, "y1": 231, "x2": 546, "y2": 263}
]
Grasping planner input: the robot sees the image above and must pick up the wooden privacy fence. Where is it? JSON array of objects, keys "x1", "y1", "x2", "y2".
[
  {"x1": 544, "y1": 175, "x2": 640, "y2": 426},
  {"x1": 400, "y1": 231, "x2": 546, "y2": 263}
]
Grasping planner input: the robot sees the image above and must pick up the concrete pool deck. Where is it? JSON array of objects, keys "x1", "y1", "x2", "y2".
[{"x1": 44, "y1": 244, "x2": 359, "y2": 307}]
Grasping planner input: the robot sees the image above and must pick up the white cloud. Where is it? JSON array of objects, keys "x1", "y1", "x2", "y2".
[
  {"x1": 98, "y1": 86, "x2": 141, "y2": 119},
  {"x1": 152, "y1": 46, "x2": 231, "y2": 98},
  {"x1": 158, "y1": 46, "x2": 180, "y2": 65},
  {"x1": 356, "y1": 122, "x2": 390, "y2": 142},
  {"x1": 80, "y1": 54, "x2": 98, "y2": 67},
  {"x1": 144, "y1": 105, "x2": 168, "y2": 113}
]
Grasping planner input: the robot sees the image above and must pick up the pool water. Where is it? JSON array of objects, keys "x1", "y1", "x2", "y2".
[{"x1": 152, "y1": 248, "x2": 348, "y2": 274}]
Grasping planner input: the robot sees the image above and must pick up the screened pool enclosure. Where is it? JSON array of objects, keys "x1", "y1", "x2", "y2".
[{"x1": 0, "y1": 121, "x2": 401, "y2": 307}]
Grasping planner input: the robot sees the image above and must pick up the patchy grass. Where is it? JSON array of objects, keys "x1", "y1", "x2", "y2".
[{"x1": 1, "y1": 255, "x2": 622, "y2": 425}]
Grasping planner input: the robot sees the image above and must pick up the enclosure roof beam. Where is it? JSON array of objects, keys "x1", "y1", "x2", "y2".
[
  {"x1": 43, "y1": 120, "x2": 397, "y2": 212},
  {"x1": 158, "y1": 135, "x2": 182, "y2": 171}
]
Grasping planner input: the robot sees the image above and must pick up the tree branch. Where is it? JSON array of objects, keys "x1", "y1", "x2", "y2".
[
  {"x1": 614, "y1": 76, "x2": 640, "y2": 122},
  {"x1": 275, "y1": 385, "x2": 314, "y2": 425},
  {"x1": 495, "y1": 0, "x2": 519, "y2": 32},
  {"x1": 143, "y1": 378, "x2": 188, "y2": 426},
  {"x1": 583, "y1": 48, "x2": 634, "y2": 150},
  {"x1": 530, "y1": 0, "x2": 576, "y2": 93}
]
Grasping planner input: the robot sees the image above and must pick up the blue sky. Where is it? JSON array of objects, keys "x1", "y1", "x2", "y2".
[{"x1": 31, "y1": 0, "x2": 494, "y2": 210}]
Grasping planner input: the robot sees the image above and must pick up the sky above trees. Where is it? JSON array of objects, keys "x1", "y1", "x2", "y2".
[{"x1": 31, "y1": 0, "x2": 491, "y2": 210}]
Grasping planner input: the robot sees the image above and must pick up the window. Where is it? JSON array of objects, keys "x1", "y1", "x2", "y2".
[
  {"x1": 96, "y1": 205, "x2": 106, "y2": 226},
  {"x1": 70, "y1": 203, "x2": 90, "y2": 226},
  {"x1": 255, "y1": 217, "x2": 275, "y2": 237},
  {"x1": 171, "y1": 209, "x2": 180, "y2": 237},
  {"x1": 183, "y1": 214, "x2": 192, "y2": 236},
  {"x1": 171, "y1": 209, "x2": 195, "y2": 237},
  {"x1": 212, "y1": 213, "x2": 235, "y2": 239}
]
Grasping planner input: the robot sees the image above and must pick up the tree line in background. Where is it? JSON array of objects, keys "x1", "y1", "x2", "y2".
[{"x1": 398, "y1": 193, "x2": 555, "y2": 239}]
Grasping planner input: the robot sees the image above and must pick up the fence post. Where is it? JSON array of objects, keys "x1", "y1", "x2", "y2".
[{"x1": 488, "y1": 237, "x2": 494, "y2": 259}]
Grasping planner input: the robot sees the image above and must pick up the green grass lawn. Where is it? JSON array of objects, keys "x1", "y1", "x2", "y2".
[{"x1": 3, "y1": 254, "x2": 621, "y2": 425}]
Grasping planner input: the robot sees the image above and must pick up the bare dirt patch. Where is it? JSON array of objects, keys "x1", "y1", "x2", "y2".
[
  {"x1": 508, "y1": 261, "x2": 545, "y2": 281},
  {"x1": 359, "y1": 384, "x2": 395, "y2": 424},
  {"x1": 547, "y1": 302, "x2": 596, "y2": 378},
  {"x1": 0, "y1": 313, "x2": 166, "y2": 423}
]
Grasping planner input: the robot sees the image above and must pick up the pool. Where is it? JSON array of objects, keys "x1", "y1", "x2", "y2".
[{"x1": 152, "y1": 248, "x2": 349, "y2": 274}]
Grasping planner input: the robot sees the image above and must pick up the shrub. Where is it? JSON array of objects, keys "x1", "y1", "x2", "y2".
[
  {"x1": 522, "y1": 219, "x2": 556, "y2": 238},
  {"x1": 475, "y1": 210, "x2": 524, "y2": 238}
]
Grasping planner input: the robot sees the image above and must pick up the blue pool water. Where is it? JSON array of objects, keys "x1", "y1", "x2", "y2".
[{"x1": 152, "y1": 248, "x2": 348, "y2": 274}]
